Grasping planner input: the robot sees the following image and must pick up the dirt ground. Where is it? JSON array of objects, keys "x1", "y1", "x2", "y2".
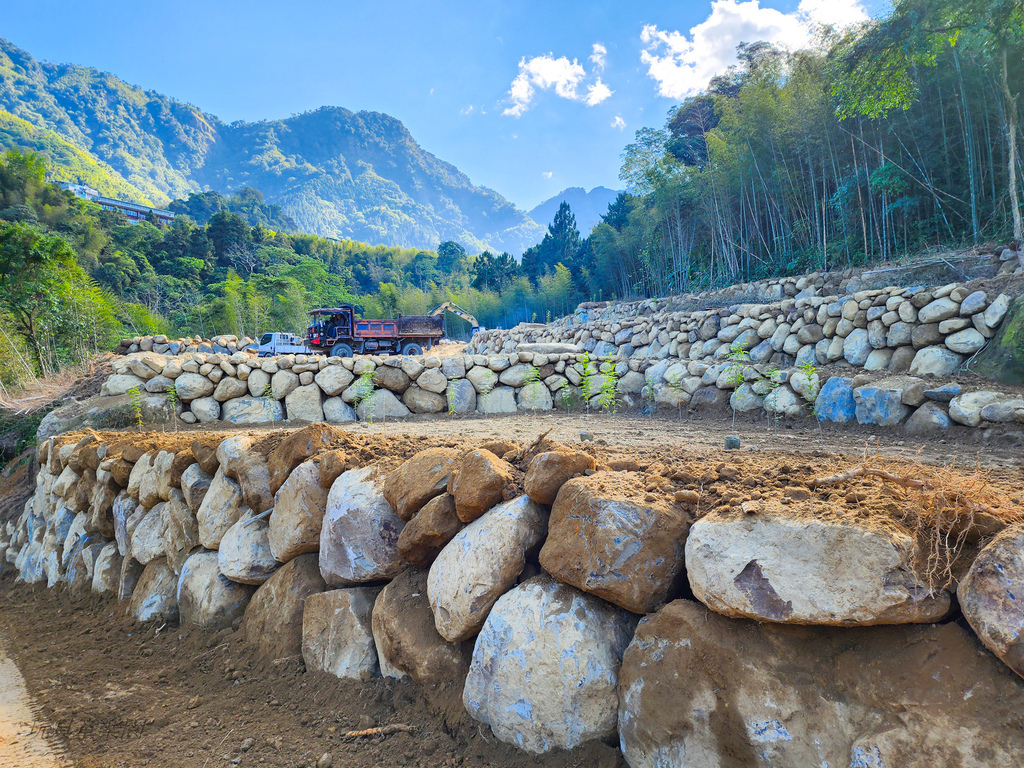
[{"x1": 2, "y1": 408, "x2": 1023, "y2": 768}]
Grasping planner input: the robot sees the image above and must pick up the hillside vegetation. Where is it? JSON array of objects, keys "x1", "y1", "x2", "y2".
[{"x1": 0, "y1": 38, "x2": 543, "y2": 254}]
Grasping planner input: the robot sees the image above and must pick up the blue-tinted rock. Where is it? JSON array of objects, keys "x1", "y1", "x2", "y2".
[
  {"x1": 815, "y1": 377, "x2": 856, "y2": 423},
  {"x1": 924, "y1": 384, "x2": 963, "y2": 403},
  {"x1": 854, "y1": 379, "x2": 912, "y2": 426}
]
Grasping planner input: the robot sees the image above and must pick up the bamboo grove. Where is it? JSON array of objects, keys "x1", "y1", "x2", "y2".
[{"x1": 587, "y1": 0, "x2": 1024, "y2": 302}]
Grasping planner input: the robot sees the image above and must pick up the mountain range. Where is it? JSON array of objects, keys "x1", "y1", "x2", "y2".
[
  {"x1": 0, "y1": 37, "x2": 546, "y2": 254},
  {"x1": 528, "y1": 186, "x2": 620, "y2": 236}
]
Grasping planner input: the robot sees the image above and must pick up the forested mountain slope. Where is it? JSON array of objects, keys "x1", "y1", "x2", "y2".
[
  {"x1": 529, "y1": 186, "x2": 620, "y2": 236},
  {"x1": 0, "y1": 38, "x2": 543, "y2": 253}
]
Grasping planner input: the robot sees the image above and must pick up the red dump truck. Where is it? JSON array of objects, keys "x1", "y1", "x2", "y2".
[{"x1": 305, "y1": 305, "x2": 444, "y2": 357}]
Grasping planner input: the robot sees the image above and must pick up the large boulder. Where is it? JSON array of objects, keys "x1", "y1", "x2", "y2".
[
  {"x1": 269, "y1": 460, "x2": 328, "y2": 563},
  {"x1": 179, "y1": 464, "x2": 213, "y2": 515},
  {"x1": 113, "y1": 492, "x2": 144, "y2": 557},
  {"x1": 618, "y1": 599, "x2": 1024, "y2": 768},
  {"x1": 319, "y1": 467, "x2": 405, "y2": 586},
  {"x1": 130, "y1": 504, "x2": 168, "y2": 565},
  {"x1": 540, "y1": 472, "x2": 689, "y2": 614},
  {"x1": 354, "y1": 389, "x2": 411, "y2": 421},
  {"x1": 910, "y1": 346, "x2": 964, "y2": 376},
  {"x1": 973, "y1": 295, "x2": 1024, "y2": 384},
  {"x1": 450, "y1": 450, "x2": 514, "y2": 523},
  {"x1": 371, "y1": 568, "x2": 470, "y2": 684},
  {"x1": 959, "y1": 523, "x2": 1024, "y2": 679},
  {"x1": 267, "y1": 423, "x2": 335, "y2": 494},
  {"x1": 217, "y1": 437, "x2": 274, "y2": 514},
  {"x1": 314, "y1": 365, "x2": 355, "y2": 397},
  {"x1": 243, "y1": 554, "x2": 326, "y2": 660},
  {"x1": 523, "y1": 448, "x2": 596, "y2": 505},
  {"x1": 302, "y1": 587, "x2": 382, "y2": 681},
  {"x1": 815, "y1": 376, "x2": 856, "y2": 423},
  {"x1": 853, "y1": 377, "x2": 914, "y2": 426},
  {"x1": 221, "y1": 396, "x2": 285, "y2": 425},
  {"x1": 463, "y1": 576, "x2": 636, "y2": 754},
  {"x1": 517, "y1": 382, "x2": 553, "y2": 410},
  {"x1": 428, "y1": 495, "x2": 547, "y2": 641},
  {"x1": 949, "y1": 390, "x2": 1007, "y2": 427},
  {"x1": 177, "y1": 550, "x2": 256, "y2": 629},
  {"x1": 162, "y1": 489, "x2": 200, "y2": 574},
  {"x1": 396, "y1": 493, "x2": 463, "y2": 568},
  {"x1": 218, "y1": 513, "x2": 280, "y2": 585},
  {"x1": 382, "y1": 448, "x2": 460, "y2": 521},
  {"x1": 91, "y1": 542, "x2": 121, "y2": 595},
  {"x1": 686, "y1": 511, "x2": 952, "y2": 625},
  {"x1": 196, "y1": 469, "x2": 250, "y2": 550},
  {"x1": 129, "y1": 559, "x2": 179, "y2": 622},
  {"x1": 174, "y1": 373, "x2": 215, "y2": 401},
  {"x1": 285, "y1": 384, "x2": 324, "y2": 422},
  {"x1": 402, "y1": 385, "x2": 446, "y2": 414},
  {"x1": 446, "y1": 379, "x2": 477, "y2": 414},
  {"x1": 477, "y1": 387, "x2": 517, "y2": 414}
]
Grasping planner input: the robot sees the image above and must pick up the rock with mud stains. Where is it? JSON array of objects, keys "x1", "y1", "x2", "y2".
[
  {"x1": 243, "y1": 553, "x2": 325, "y2": 660},
  {"x1": 618, "y1": 599, "x2": 1024, "y2": 768},
  {"x1": 162, "y1": 489, "x2": 201, "y2": 575},
  {"x1": 450, "y1": 450, "x2": 513, "y2": 523},
  {"x1": 396, "y1": 493, "x2": 463, "y2": 568},
  {"x1": 685, "y1": 511, "x2": 952, "y2": 625},
  {"x1": 129, "y1": 558, "x2": 179, "y2": 622},
  {"x1": 319, "y1": 467, "x2": 405, "y2": 586},
  {"x1": 177, "y1": 550, "x2": 256, "y2": 629},
  {"x1": 269, "y1": 461, "x2": 328, "y2": 563},
  {"x1": 218, "y1": 512, "x2": 280, "y2": 585},
  {"x1": 959, "y1": 523, "x2": 1024, "y2": 679},
  {"x1": 190, "y1": 439, "x2": 221, "y2": 475},
  {"x1": 428, "y1": 496, "x2": 547, "y2": 641},
  {"x1": 540, "y1": 472, "x2": 689, "y2": 614},
  {"x1": 523, "y1": 448, "x2": 597, "y2": 505},
  {"x1": 302, "y1": 587, "x2": 382, "y2": 681},
  {"x1": 267, "y1": 424, "x2": 336, "y2": 495},
  {"x1": 87, "y1": 469, "x2": 118, "y2": 539},
  {"x1": 196, "y1": 469, "x2": 251, "y2": 550},
  {"x1": 371, "y1": 568, "x2": 470, "y2": 684},
  {"x1": 383, "y1": 448, "x2": 460, "y2": 521},
  {"x1": 91, "y1": 542, "x2": 121, "y2": 595},
  {"x1": 463, "y1": 576, "x2": 636, "y2": 754}
]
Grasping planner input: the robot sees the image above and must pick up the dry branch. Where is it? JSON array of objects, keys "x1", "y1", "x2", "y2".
[
  {"x1": 809, "y1": 465, "x2": 929, "y2": 490},
  {"x1": 340, "y1": 723, "x2": 415, "y2": 740}
]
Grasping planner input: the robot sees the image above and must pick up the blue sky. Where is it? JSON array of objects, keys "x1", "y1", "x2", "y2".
[{"x1": 3, "y1": 0, "x2": 886, "y2": 211}]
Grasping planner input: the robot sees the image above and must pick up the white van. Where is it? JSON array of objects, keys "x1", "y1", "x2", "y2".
[{"x1": 255, "y1": 332, "x2": 316, "y2": 357}]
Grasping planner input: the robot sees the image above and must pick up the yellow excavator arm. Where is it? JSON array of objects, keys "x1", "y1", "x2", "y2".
[{"x1": 429, "y1": 301, "x2": 479, "y2": 328}]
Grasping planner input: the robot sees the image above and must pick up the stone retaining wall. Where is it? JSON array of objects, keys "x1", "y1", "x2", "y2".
[
  {"x1": 115, "y1": 333, "x2": 256, "y2": 356},
  {"x1": 4, "y1": 427, "x2": 1024, "y2": 765},
  {"x1": 471, "y1": 279, "x2": 1016, "y2": 379}
]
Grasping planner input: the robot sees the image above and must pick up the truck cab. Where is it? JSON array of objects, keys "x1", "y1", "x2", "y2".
[{"x1": 255, "y1": 332, "x2": 315, "y2": 357}]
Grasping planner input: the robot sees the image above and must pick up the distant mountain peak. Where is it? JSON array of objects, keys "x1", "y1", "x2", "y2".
[
  {"x1": 529, "y1": 186, "x2": 622, "y2": 236},
  {"x1": 0, "y1": 36, "x2": 544, "y2": 255}
]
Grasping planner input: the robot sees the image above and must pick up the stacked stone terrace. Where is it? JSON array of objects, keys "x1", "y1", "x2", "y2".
[{"x1": 4, "y1": 426, "x2": 1024, "y2": 765}]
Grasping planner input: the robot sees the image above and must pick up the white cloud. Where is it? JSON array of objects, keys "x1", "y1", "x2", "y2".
[
  {"x1": 640, "y1": 0, "x2": 868, "y2": 100},
  {"x1": 611, "y1": 115, "x2": 626, "y2": 130},
  {"x1": 503, "y1": 46, "x2": 612, "y2": 116},
  {"x1": 585, "y1": 78, "x2": 613, "y2": 106},
  {"x1": 543, "y1": 171, "x2": 553, "y2": 179},
  {"x1": 460, "y1": 105, "x2": 475, "y2": 115}
]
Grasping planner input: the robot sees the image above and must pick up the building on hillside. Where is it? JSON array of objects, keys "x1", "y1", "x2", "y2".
[{"x1": 55, "y1": 181, "x2": 175, "y2": 227}]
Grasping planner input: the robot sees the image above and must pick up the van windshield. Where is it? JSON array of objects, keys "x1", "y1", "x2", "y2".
[{"x1": 260, "y1": 334, "x2": 272, "y2": 345}]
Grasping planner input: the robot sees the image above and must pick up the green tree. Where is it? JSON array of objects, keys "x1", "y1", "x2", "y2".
[{"x1": 0, "y1": 221, "x2": 79, "y2": 372}]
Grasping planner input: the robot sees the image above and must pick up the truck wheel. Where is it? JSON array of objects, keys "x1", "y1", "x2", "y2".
[
  {"x1": 401, "y1": 342, "x2": 423, "y2": 356},
  {"x1": 331, "y1": 343, "x2": 354, "y2": 358}
]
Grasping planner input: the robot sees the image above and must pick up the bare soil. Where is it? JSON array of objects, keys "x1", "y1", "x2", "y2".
[{"x1": 2, "y1": 409, "x2": 1023, "y2": 767}]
